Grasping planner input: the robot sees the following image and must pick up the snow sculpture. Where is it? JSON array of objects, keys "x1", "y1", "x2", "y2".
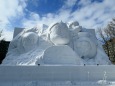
[
  {"x1": 8, "y1": 31, "x2": 39, "y2": 54},
  {"x1": 68, "y1": 21, "x2": 83, "y2": 50},
  {"x1": 48, "y1": 21, "x2": 70, "y2": 45},
  {"x1": 69, "y1": 21, "x2": 82, "y2": 39},
  {"x1": 74, "y1": 32, "x2": 97, "y2": 60},
  {"x1": 2, "y1": 21, "x2": 111, "y2": 65},
  {"x1": 21, "y1": 32, "x2": 38, "y2": 52},
  {"x1": 40, "y1": 45, "x2": 82, "y2": 65},
  {"x1": 69, "y1": 21, "x2": 82, "y2": 33}
]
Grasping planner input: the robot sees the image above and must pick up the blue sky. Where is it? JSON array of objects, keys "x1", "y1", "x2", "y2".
[{"x1": 0, "y1": 0, "x2": 115, "y2": 41}]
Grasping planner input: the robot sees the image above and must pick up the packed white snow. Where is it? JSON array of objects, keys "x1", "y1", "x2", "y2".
[
  {"x1": 41, "y1": 45, "x2": 82, "y2": 65},
  {"x1": 2, "y1": 21, "x2": 111, "y2": 65}
]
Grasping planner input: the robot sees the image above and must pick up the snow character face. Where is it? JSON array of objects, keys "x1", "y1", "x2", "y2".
[
  {"x1": 49, "y1": 22, "x2": 70, "y2": 45},
  {"x1": 74, "y1": 32, "x2": 97, "y2": 60},
  {"x1": 21, "y1": 32, "x2": 38, "y2": 52}
]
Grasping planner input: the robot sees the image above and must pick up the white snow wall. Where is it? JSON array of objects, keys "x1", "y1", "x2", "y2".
[{"x1": 0, "y1": 65, "x2": 115, "y2": 82}]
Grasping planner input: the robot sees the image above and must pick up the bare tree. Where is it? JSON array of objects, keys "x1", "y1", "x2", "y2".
[
  {"x1": 98, "y1": 28, "x2": 110, "y2": 57},
  {"x1": 105, "y1": 19, "x2": 115, "y2": 39},
  {"x1": 98, "y1": 18, "x2": 115, "y2": 62}
]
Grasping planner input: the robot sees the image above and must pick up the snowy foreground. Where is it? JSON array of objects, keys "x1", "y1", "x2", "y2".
[
  {"x1": 1, "y1": 81, "x2": 115, "y2": 86},
  {"x1": 0, "y1": 65, "x2": 115, "y2": 86}
]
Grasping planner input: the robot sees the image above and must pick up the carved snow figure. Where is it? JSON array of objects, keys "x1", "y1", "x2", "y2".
[
  {"x1": 6, "y1": 27, "x2": 39, "y2": 54},
  {"x1": 48, "y1": 21, "x2": 70, "y2": 45},
  {"x1": 2, "y1": 21, "x2": 111, "y2": 65},
  {"x1": 21, "y1": 32, "x2": 38, "y2": 52},
  {"x1": 40, "y1": 45, "x2": 83, "y2": 65},
  {"x1": 68, "y1": 21, "x2": 83, "y2": 49},
  {"x1": 69, "y1": 21, "x2": 82, "y2": 33},
  {"x1": 74, "y1": 32, "x2": 97, "y2": 60}
]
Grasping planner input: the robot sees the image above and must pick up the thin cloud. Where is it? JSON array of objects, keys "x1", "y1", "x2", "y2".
[
  {"x1": 23, "y1": 0, "x2": 115, "y2": 29},
  {"x1": 0, "y1": 0, "x2": 26, "y2": 41}
]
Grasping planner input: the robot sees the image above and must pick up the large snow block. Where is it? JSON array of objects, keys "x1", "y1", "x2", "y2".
[{"x1": 41, "y1": 45, "x2": 82, "y2": 65}]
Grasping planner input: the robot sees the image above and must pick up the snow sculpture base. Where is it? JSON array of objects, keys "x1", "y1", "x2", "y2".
[{"x1": 41, "y1": 45, "x2": 82, "y2": 65}]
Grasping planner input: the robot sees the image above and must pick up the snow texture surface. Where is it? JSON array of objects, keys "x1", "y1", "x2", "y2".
[
  {"x1": 2, "y1": 21, "x2": 111, "y2": 65},
  {"x1": 41, "y1": 45, "x2": 82, "y2": 65}
]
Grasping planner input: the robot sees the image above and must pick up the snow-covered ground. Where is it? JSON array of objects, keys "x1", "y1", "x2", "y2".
[
  {"x1": 1, "y1": 81, "x2": 115, "y2": 86},
  {"x1": 0, "y1": 66, "x2": 115, "y2": 86}
]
